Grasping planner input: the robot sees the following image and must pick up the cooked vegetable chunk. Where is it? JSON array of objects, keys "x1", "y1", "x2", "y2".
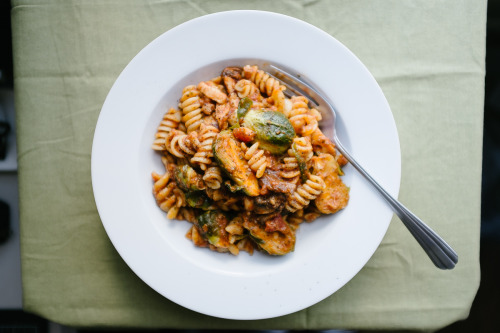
[
  {"x1": 185, "y1": 191, "x2": 213, "y2": 210},
  {"x1": 174, "y1": 164, "x2": 206, "y2": 192},
  {"x1": 243, "y1": 214, "x2": 295, "y2": 255},
  {"x1": 196, "y1": 210, "x2": 230, "y2": 248},
  {"x1": 213, "y1": 130, "x2": 260, "y2": 196},
  {"x1": 242, "y1": 109, "x2": 295, "y2": 154},
  {"x1": 236, "y1": 97, "x2": 253, "y2": 124}
]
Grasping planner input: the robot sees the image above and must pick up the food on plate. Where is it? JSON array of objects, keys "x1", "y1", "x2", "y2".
[{"x1": 151, "y1": 65, "x2": 349, "y2": 256}]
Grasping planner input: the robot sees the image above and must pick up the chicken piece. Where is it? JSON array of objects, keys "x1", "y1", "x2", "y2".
[
  {"x1": 200, "y1": 95, "x2": 216, "y2": 115},
  {"x1": 312, "y1": 153, "x2": 349, "y2": 214},
  {"x1": 202, "y1": 115, "x2": 219, "y2": 129},
  {"x1": 223, "y1": 76, "x2": 237, "y2": 94},
  {"x1": 198, "y1": 81, "x2": 228, "y2": 104},
  {"x1": 337, "y1": 154, "x2": 348, "y2": 167},
  {"x1": 215, "y1": 103, "x2": 230, "y2": 130},
  {"x1": 310, "y1": 128, "x2": 336, "y2": 156},
  {"x1": 233, "y1": 127, "x2": 256, "y2": 143},
  {"x1": 228, "y1": 91, "x2": 240, "y2": 109}
]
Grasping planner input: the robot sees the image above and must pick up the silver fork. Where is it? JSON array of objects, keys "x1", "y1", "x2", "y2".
[{"x1": 265, "y1": 64, "x2": 458, "y2": 270}]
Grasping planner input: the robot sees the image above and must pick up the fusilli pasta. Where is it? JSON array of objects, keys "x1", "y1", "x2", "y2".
[
  {"x1": 203, "y1": 166, "x2": 223, "y2": 189},
  {"x1": 191, "y1": 124, "x2": 219, "y2": 170},
  {"x1": 152, "y1": 171, "x2": 185, "y2": 219},
  {"x1": 241, "y1": 142, "x2": 268, "y2": 178},
  {"x1": 234, "y1": 79, "x2": 260, "y2": 100},
  {"x1": 280, "y1": 156, "x2": 301, "y2": 179},
  {"x1": 179, "y1": 85, "x2": 203, "y2": 133},
  {"x1": 151, "y1": 107, "x2": 182, "y2": 151},
  {"x1": 165, "y1": 129, "x2": 198, "y2": 158},
  {"x1": 291, "y1": 137, "x2": 313, "y2": 162},
  {"x1": 288, "y1": 96, "x2": 319, "y2": 136},
  {"x1": 243, "y1": 65, "x2": 285, "y2": 96},
  {"x1": 285, "y1": 174, "x2": 325, "y2": 213}
]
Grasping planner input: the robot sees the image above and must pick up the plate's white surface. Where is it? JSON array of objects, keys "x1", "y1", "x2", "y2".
[{"x1": 91, "y1": 11, "x2": 400, "y2": 320}]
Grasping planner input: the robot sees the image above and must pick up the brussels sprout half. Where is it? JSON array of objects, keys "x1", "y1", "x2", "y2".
[
  {"x1": 174, "y1": 164, "x2": 205, "y2": 192},
  {"x1": 196, "y1": 210, "x2": 230, "y2": 248},
  {"x1": 243, "y1": 215, "x2": 295, "y2": 255},
  {"x1": 242, "y1": 109, "x2": 295, "y2": 154},
  {"x1": 213, "y1": 130, "x2": 260, "y2": 196}
]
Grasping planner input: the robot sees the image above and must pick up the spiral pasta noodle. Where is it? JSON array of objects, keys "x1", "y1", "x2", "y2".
[
  {"x1": 152, "y1": 171, "x2": 185, "y2": 219},
  {"x1": 234, "y1": 79, "x2": 260, "y2": 99},
  {"x1": 288, "y1": 96, "x2": 319, "y2": 136},
  {"x1": 177, "y1": 207, "x2": 197, "y2": 224},
  {"x1": 243, "y1": 65, "x2": 285, "y2": 97},
  {"x1": 179, "y1": 85, "x2": 203, "y2": 133},
  {"x1": 203, "y1": 166, "x2": 223, "y2": 189},
  {"x1": 285, "y1": 174, "x2": 325, "y2": 213},
  {"x1": 165, "y1": 129, "x2": 198, "y2": 158},
  {"x1": 280, "y1": 156, "x2": 301, "y2": 179},
  {"x1": 151, "y1": 108, "x2": 182, "y2": 151},
  {"x1": 241, "y1": 142, "x2": 268, "y2": 178},
  {"x1": 291, "y1": 137, "x2": 313, "y2": 162},
  {"x1": 191, "y1": 124, "x2": 218, "y2": 170},
  {"x1": 280, "y1": 137, "x2": 312, "y2": 179}
]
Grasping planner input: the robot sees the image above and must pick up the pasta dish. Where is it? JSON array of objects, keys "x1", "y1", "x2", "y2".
[{"x1": 151, "y1": 65, "x2": 349, "y2": 256}]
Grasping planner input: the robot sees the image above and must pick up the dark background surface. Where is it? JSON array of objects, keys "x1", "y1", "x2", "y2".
[{"x1": 0, "y1": 1, "x2": 498, "y2": 332}]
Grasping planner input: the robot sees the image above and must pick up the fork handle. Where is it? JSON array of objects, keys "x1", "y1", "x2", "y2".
[{"x1": 333, "y1": 136, "x2": 458, "y2": 269}]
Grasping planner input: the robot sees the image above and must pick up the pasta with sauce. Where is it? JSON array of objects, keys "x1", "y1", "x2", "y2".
[{"x1": 151, "y1": 65, "x2": 349, "y2": 256}]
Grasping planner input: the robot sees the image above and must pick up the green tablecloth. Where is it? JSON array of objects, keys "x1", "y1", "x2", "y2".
[{"x1": 12, "y1": 0, "x2": 485, "y2": 330}]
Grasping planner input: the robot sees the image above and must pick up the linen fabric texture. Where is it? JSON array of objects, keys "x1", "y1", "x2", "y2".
[{"x1": 11, "y1": 0, "x2": 485, "y2": 330}]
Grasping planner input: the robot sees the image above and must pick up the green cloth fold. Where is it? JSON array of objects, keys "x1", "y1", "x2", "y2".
[{"x1": 12, "y1": 0, "x2": 484, "y2": 330}]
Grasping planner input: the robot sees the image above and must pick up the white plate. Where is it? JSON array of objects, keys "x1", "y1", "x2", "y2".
[{"x1": 92, "y1": 10, "x2": 400, "y2": 320}]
